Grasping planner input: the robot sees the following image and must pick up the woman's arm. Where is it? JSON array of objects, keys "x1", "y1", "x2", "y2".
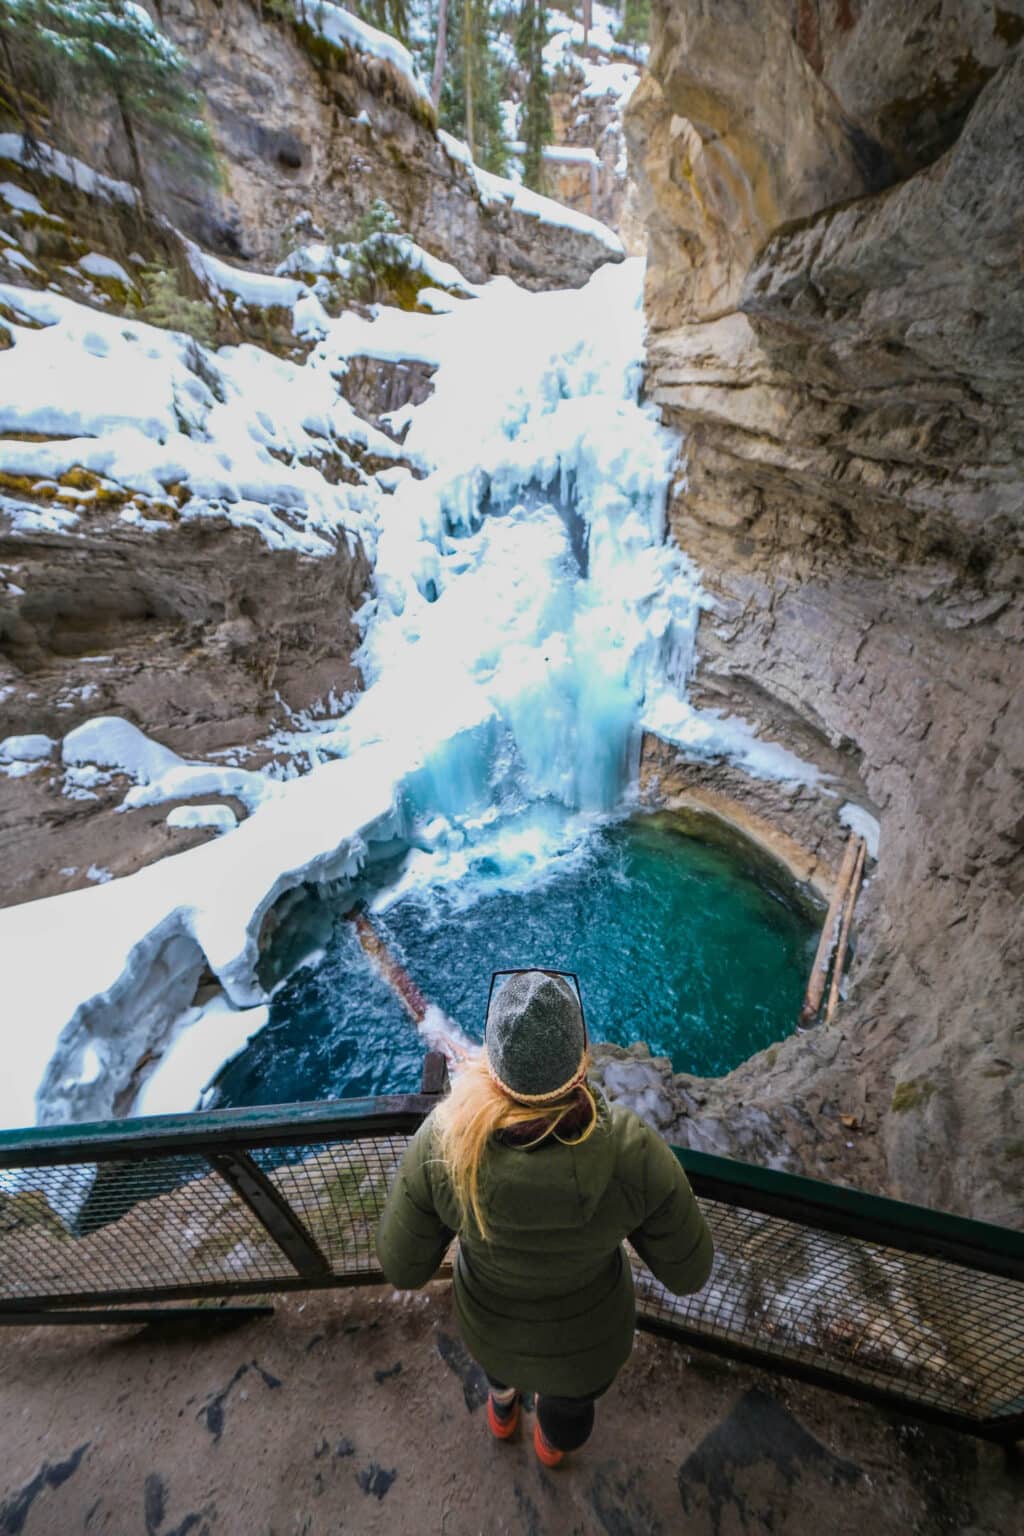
[
  {"x1": 628, "y1": 1128, "x2": 714, "y2": 1296},
  {"x1": 375, "y1": 1116, "x2": 454, "y2": 1289}
]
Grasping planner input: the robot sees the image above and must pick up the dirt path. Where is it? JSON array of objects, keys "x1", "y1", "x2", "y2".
[{"x1": 1, "y1": 1283, "x2": 1020, "y2": 1536}]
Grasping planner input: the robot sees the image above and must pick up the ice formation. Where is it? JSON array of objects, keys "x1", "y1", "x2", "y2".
[{"x1": 0, "y1": 254, "x2": 823, "y2": 1128}]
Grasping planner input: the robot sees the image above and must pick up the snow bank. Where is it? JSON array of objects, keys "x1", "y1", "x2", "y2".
[
  {"x1": 78, "y1": 252, "x2": 133, "y2": 285},
  {"x1": 125, "y1": 761, "x2": 279, "y2": 816},
  {"x1": 542, "y1": 145, "x2": 601, "y2": 167},
  {"x1": 0, "y1": 741, "x2": 410, "y2": 1129},
  {"x1": 186, "y1": 241, "x2": 308, "y2": 312},
  {"x1": 0, "y1": 181, "x2": 48, "y2": 217},
  {"x1": 644, "y1": 695, "x2": 825, "y2": 787}
]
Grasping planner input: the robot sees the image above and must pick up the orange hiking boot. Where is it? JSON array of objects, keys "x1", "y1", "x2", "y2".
[
  {"x1": 487, "y1": 1390, "x2": 520, "y2": 1440},
  {"x1": 533, "y1": 1420, "x2": 564, "y2": 1467}
]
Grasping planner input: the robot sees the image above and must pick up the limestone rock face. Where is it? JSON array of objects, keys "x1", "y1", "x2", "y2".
[
  {"x1": 121, "y1": 0, "x2": 618, "y2": 289},
  {"x1": 627, "y1": 3, "x2": 1024, "y2": 1223},
  {"x1": 633, "y1": 0, "x2": 1024, "y2": 326}
]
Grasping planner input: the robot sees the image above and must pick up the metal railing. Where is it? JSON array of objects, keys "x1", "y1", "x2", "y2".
[{"x1": 1, "y1": 1064, "x2": 1021, "y2": 1444}]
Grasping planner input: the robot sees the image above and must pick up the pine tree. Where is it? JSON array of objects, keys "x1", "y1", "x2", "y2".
[
  {"x1": 352, "y1": 0, "x2": 409, "y2": 46},
  {"x1": 0, "y1": 0, "x2": 215, "y2": 198},
  {"x1": 515, "y1": 0, "x2": 551, "y2": 192},
  {"x1": 617, "y1": 0, "x2": 650, "y2": 54},
  {"x1": 437, "y1": 0, "x2": 507, "y2": 174}
]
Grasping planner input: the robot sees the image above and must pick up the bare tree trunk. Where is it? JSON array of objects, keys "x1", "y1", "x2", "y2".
[
  {"x1": 462, "y1": 0, "x2": 475, "y2": 157},
  {"x1": 431, "y1": 0, "x2": 448, "y2": 111},
  {"x1": 582, "y1": 0, "x2": 591, "y2": 54},
  {"x1": 117, "y1": 94, "x2": 148, "y2": 206}
]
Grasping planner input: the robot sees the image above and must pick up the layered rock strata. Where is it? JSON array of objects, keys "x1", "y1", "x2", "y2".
[{"x1": 626, "y1": 1, "x2": 1024, "y2": 1223}]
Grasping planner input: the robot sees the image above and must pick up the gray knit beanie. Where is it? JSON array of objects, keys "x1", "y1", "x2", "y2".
[{"x1": 484, "y1": 971, "x2": 586, "y2": 1102}]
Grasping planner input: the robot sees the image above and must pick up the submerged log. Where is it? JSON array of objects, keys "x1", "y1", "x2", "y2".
[
  {"x1": 825, "y1": 838, "x2": 867, "y2": 1027},
  {"x1": 799, "y1": 833, "x2": 861, "y2": 1027}
]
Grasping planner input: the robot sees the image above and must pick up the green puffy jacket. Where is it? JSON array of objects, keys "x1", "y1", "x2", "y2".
[{"x1": 375, "y1": 1090, "x2": 714, "y2": 1397}]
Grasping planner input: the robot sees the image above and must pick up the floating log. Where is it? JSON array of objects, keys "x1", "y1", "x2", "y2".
[
  {"x1": 799, "y1": 833, "x2": 862, "y2": 1028},
  {"x1": 825, "y1": 837, "x2": 867, "y2": 1027},
  {"x1": 347, "y1": 906, "x2": 468, "y2": 1068},
  {"x1": 350, "y1": 909, "x2": 428, "y2": 1023}
]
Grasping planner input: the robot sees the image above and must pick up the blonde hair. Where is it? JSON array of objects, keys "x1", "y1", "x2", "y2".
[{"x1": 433, "y1": 1049, "x2": 598, "y2": 1240}]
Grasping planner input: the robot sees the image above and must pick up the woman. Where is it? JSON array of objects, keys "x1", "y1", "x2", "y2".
[{"x1": 375, "y1": 969, "x2": 714, "y2": 1466}]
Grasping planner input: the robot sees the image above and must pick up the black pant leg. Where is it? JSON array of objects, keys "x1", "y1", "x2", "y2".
[{"x1": 535, "y1": 1392, "x2": 596, "y2": 1452}]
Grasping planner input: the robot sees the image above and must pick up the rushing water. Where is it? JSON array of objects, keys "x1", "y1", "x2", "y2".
[{"x1": 212, "y1": 816, "x2": 816, "y2": 1109}]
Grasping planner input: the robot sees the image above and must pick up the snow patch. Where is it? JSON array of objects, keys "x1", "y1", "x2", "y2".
[
  {"x1": 0, "y1": 734, "x2": 55, "y2": 762},
  {"x1": 0, "y1": 133, "x2": 137, "y2": 204},
  {"x1": 166, "y1": 804, "x2": 239, "y2": 835},
  {"x1": 133, "y1": 995, "x2": 270, "y2": 1117},
  {"x1": 437, "y1": 131, "x2": 623, "y2": 254},
  {"x1": 839, "y1": 803, "x2": 881, "y2": 860},
  {"x1": 62, "y1": 716, "x2": 184, "y2": 784},
  {"x1": 78, "y1": 251, "x2": 133, "y2": 285},
  {"x1": 0, "y1": 180, "x2": 48, "y2": 216}
]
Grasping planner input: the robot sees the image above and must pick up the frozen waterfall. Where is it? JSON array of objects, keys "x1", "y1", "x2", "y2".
[
  {"x1": 0, "y1": 255, "x2": 793, "y2": 1129},
  {"x1": 276, "y1": 259, "x2": 705, "y2": 899}
]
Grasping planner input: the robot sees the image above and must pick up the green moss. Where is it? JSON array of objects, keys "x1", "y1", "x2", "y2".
[
  {"x1": 293, "y1": 19, "x2": 352, "y2": 77},
  {"x1": 891, "y1": 1079, "x2": 935, "y2": 1114},
  {"x1": 1003, "y1": 1139, "x2": 1024, "y2": 1161}
]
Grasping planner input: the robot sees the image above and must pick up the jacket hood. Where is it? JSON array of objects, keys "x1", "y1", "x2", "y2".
[{"x1": 476, "y1": 1091, "x2": 617, "y2": 1234}]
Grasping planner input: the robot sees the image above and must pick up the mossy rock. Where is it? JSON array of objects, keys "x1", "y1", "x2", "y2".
[
  {"x1": 0, "y1": 470, "x2": 58, "y2": 500},
  {"x1": 0, "y1": 300, "x2": 44, "y2": 330},
  {"x1": 891, "y1": 1078, "x2": 935, "y2": 1113},
  {"x1": 82, "y1": 273, "x2": 138, "y2": 310}
]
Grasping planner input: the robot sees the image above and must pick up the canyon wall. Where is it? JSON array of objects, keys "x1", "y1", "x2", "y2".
[
  {"x1": 627, "y1": 0, "x2": 1023, "y2": 1223},
  {"x1": 73, "y1": 0, "x2": 620, "y2": 289}
]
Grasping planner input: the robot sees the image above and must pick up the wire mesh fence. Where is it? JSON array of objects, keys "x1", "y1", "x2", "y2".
[
  {"x1": 1, "y1": 1086, "x2": 1021, "y2": 1442},
  {"x1": 630, "y1": 1201, "x2": 1024, "y2": 1438}
]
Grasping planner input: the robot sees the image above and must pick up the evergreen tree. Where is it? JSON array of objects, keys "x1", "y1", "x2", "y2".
[
  {"x1": 351, "y1": 0, "x2": 409, "y2": 46},
  {"x1": 0, "y1": 0, "x2": 215, "y2": 197},
  {"x1": 617, "y1": 0, "x2": 649, "y2": 54},
  {"x1": 437, "y1": 0, "x2": 507, "y2": 174},
  {"x1": 515, "y1": 0, "x2": 550, "y2": 192}
]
